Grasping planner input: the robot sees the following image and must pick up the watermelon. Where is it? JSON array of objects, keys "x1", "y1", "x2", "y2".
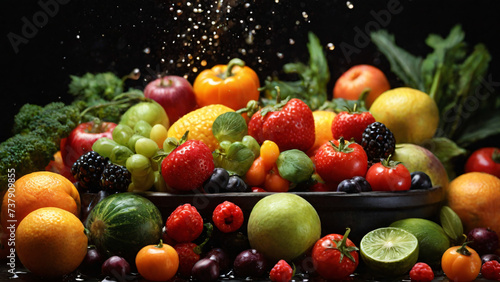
[{"x1": 85, "y1": 192, "x2": 163, "y2": 262}]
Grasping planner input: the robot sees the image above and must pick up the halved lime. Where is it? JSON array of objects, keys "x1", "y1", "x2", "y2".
[{"x1": 360, "y1": 227, "x2": 419, "y2": 277}]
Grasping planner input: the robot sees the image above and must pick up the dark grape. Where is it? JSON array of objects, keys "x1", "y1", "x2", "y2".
[
  {"x1": 206, "y1": 248, "x2": 230, "y2": 272},
  {"x1": 467, "y1": 227, "x2": 499, "y2": 255},
  {"x1": 233, "y1": 249, "x2": 267, "y2": 278},
  {"x1": 410, "y1": 171, "x2": 432, "y2": 190},
  {"x1": 203, "y1": 168, "x2": 230, "y2": 193},
  {"x1": 191, "y1": 257, "x2": 220, "y2": 282},
  {"x1": 101, "y1": 256, "x2": 131, "y2": 280},
  {"x1": 337, "y1": 179, "x2": 360, "y2": 193},
  {"x1": 80, "y1": 190, "x2": 109, "y2": 224},
  {"x1": 80, "y1": 246, "x2": 104, "y2": 275},
  {"x1": 223, "y1": 175, "x2": 249, "y2": 192},
  {"x1": 352, "y1": 176, "x2": 372, "y2": 192}
]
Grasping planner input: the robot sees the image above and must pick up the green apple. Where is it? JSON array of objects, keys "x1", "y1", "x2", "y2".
[
  {"x1": 392, "y1": 143, "x2": 449, "y2": 190},
  {"x1": 247, "y1": 193, "x2": 321, "y2": 262}
]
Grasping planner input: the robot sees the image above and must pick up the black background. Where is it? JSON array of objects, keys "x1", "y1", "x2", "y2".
[{"x1": 1, "y1": 0, "x2": 500, "y2": 144}]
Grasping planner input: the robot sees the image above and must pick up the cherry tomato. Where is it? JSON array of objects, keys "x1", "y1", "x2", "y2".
[
  {"x1": 245, "y1": 156, "x2": 267, "y2": 187},
  {"x1": 260, "y1": 140, "x2": 280, "y2": 171},
  {"x1": 135, "y1": 240, "x2": 179, "y2": 281},
  {"x1": 465, "y1": 147, "x2": 500, "y2": 178},
  {"x1": 311, "y1": 228, "x2": 359, "y2": 280},
  {"x1": 314, "y1": 138, "x2": 368, "y2": 185},
  {"x1": 441, "y1": 243, "x2": 482, "y2": 282},
  {"x1": 365, "y1": 158, "x2": 411, "y2": 191},
  {"x1": 264, "y1": 165, "x2": 290, "y2": 192}
]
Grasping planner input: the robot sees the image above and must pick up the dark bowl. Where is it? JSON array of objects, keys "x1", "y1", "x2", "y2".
[{"x1": 138, "y1": 187, "x2": 445, "y2": 244}]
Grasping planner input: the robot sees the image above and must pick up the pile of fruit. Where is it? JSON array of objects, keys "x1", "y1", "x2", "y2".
[{"x1": 2, "y1": 28, "x2": 500, "y2": 281}]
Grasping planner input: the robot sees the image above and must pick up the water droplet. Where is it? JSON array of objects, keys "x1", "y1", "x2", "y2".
[
  {"x1": 201, "y1": 60, "x2": 207, "y2": 67},
  {"x1": 302, "y1": 11, "x2": 309, "y2": 19},
  {"x1": 76, "y1": 35, "x2": 80, "y2": 39},
  {"x1": 143, "y1": 47, "x2": 151, "y2": 54},
  {"x1": 346, "y1": 1, "x2": 354, "y2": 9},
  {"x1": 276, "y1": 52, "x2": 284, "y2": 59},
  {"x1": 289, "y1": 38, "x2": 295, "y2": 45},
  {"x1": 327, "y1": 43, "x2": 335, "y2": 50}
]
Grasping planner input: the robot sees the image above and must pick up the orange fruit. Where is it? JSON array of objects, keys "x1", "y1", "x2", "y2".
[
  {"x1": 447, "y1": 172, "x2": 500, "y2": 235},
  {"x1": 16, "y1": 207, "x2": 88, "y2": 277},
  {"x1": 306, "y1": 110, "x2": 336, "y2": 156},
  {"x1": 1, "y1": 171, "x2": 80, "y2": 259},
  {"x1": 167, "y1": 104, "x2": 234, "y2": 151}
]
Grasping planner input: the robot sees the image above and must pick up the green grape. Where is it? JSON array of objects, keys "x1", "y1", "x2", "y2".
[
  {"x1": 150, "y1": 124, "x2": 168, "y2": 148},
  {"x1": 134, "y1": 120, "x2": 152, "y2": 137},
  {"x1": 242, "y1": 135, "x2": 260, "y2": 159},
  {"x1": 162, "y1": 137, "x2": 179, "y2": 154},
  {"x1": 112, "y1": 124, "x2": 134, "y2": 146},
  {"x1": 135, "y1": 137, "x2": 159, "y2": 159},
  {"x1": 126, "y1": 154, "x2": 152, "y2": 177},
  {"x1": 92, "y1": 137, "x2": 119, "y2": 159},
  {"x1": 219, "y1": 140, "x2": 232, "y2": 151},
  {"x1": 130, "y1": 170, "x2": 155, "y2": 192},
  {"x1": 109, "y1": 145, "x2": 134, "y2": 166},
  {"x1": 127, "y1": 134, "x2": 143, "y2": 152},
  {"x1": 153, "y1": 171, "x2": 168, "y2": 192}
]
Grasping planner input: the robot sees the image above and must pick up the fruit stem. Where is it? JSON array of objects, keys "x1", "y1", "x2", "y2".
[
  {"x1": 330, "y1": 137, "x2": 354, "y2": 153},
  {"x1": 155, "y1": 239, "x2": 164, "y2": 249},
  {"x1": 456, "y1": 241, "x2": 472, "y2": 256},
  {"x1": 492, "y1": 149, "x2": 500, "y2": 163},
  {"x1": 334, "y1": 228, "x2": 359, "y2": 263},
  {"x1": 224, "y1": 58, "x2": 245, "y2": 79},
  {"x1": 159, "y1": 77, "x2": 173, "y2": 87}
]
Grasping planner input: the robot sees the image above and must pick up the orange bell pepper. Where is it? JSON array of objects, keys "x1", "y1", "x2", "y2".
[{"x1": 193, "y1": 58, "x2": 260, "y2": 111}]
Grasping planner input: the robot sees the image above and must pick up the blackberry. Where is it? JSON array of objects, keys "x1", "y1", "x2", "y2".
[
  {"x1": 101, "y1": 163, "x2": 132, "y2": 193},
  {"x1": 361, "y1": 122, "x2": 396, "y2": 161},
  {"x1": 71, "y1": 151, "x2": 108, "y2": 192}
]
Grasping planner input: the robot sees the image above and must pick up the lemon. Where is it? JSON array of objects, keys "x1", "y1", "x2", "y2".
[
  {"x1": 360, "y1": 227, "x2": 419, "y2": 277},
  {"x1": 390, "y1": 218, "x2": 450, "y2": 266},
  {"x1": 369, "y1": 87, "x2": 439, "y2": 144}
]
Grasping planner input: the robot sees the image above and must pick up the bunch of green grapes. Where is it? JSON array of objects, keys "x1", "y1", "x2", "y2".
[{"x1": 93, "y1": 120, "x2": 169, "y2": 192}]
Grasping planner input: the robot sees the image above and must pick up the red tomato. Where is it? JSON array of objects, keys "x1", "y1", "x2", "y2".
[
  {"x1": 465, "y1": 147, "x2": 500, "y2": 178},
  {"x1": 314, "y1": 138, "x2": 368, "y2": 185},
  {"x1": 365, "y1": 159, "x2": 411, "y2": 191},
  {"x1": 311, "y1": 228, "x2": 359, "y2": 280}
]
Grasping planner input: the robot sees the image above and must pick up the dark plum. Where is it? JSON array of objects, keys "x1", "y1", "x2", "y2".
[
  {"x1": 467, "y1": 227, "x2": 499, "y2": 255},
  {"x1": 203, "y1": 167, "x2": 230, "y2": 193},
  {"x1": 101, "y1": 256, "x2": 131, "y2": 280},
  {"x1": 80, "y1": 246, "x2": 105, "y2": 275},
  {"x1": 223, "y1": 175, "x2": 249, "y2": 192},
  {"x1": 233, "y1": 249, "x2": 267, "y2": 278},
  {"x1": 206, "y1": 247, "x2": 231, "y2": 272},
  {"x1": 410, "y1": 171, "x2": 432, "y2": 190},
  {"x1": 191, "y1": 257, "x2": 220, "y2": 282},
  {"x1": 481, "y1": 254, "x2": 500, "y2": 264}
]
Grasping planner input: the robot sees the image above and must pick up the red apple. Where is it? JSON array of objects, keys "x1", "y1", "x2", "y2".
[
  {"x1": 61, "y1": 120, "x2": 117, "y2": 167},
  {"x1": 144, "y1": 76, "x2": 198, "y2": 123},
  {"x1": 333, "y1": 64, "x2": 390, "y2": 108}
]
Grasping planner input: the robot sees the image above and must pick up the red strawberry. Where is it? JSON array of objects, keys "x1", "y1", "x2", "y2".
[
  {"x1": 331, "y1": 106, "x2": 375, "y2": 143},
  {"x1": 269, "y1": 259, "x2": 293, "y2": 282},
  {"x1": 161, "y1": 139, "x2": 215, "y2": 191},
  {"x1": 248, "y1": 98, "x2": 315, "y2": 152},
  {"x1": 174, "y1": 242, "x2": 201, "y2": 278}
]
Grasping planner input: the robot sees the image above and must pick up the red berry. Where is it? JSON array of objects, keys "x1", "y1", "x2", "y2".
[
  {"x1": 331, "y1": 109, "x2": 375, "y2": 144},
  {"x1": 481, "y1": 260, "x2": 500, "y2": 280},
  {"x1": 409, "y1": 262, "x2": 434, "y2": 282},
  {"x1": 174, "y1": 242, "x2": 201, "y2": 278},
  {"x1": 166, "y1": 203, "x2": 204, "y2": 243},
  {"x1": 269, "y1": 259, "x2": 293, "y2": 282},
  {"x1": 212, "y1": 201, "x2": 244, "y2": 233}
]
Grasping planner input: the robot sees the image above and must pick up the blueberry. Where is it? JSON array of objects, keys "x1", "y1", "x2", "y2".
[
  {"x1": 223, "y1": 175, "x2": 249, "y2": 192},
  {"x1": 410, "y1": 171, "x2": 432, "y2": 190},
  {"x1": 203, "y1": 168, "x2": 230, "y2": 193},
  {"x1": 337, "y1": 179, "x2": 360, "y2": 193}
]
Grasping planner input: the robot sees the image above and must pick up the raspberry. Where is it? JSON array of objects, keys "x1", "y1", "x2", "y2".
[
  {"x1": 166, "y1": 204, "x2": 204, "y2": 243},
  {"x1": 174, "y1": 242, "x2": 201, "y2": 278},
  {"x1": 212, "y1": 201, "x2": 244, "y2": 233},
  {"x1": 482, "y1": 260, "x2": 500, "y2": 280},
  {"x1": 409, "y1": 262, "x2": 434, "y2": 282},
  {"x1": 269, "y1": 259, "x2": 293, "y2": 282}
]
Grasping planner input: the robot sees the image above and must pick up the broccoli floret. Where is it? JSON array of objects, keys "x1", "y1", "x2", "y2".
[
  {"x1": 12, "y1": 104, "x2": 43, "y2": 135},
  {"x1": 69, "y1": 72, "x2": 124, "y2": 103}
]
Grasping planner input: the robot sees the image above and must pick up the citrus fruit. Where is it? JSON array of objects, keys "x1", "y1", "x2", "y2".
[
  {"x1": 360, "y1": 227, "x2": 419, "y2": 276},
  {"x1": 247, "y1": 193, "x2": 321, "y2": 261},
  {"x1": 389, "y1": 218, "x2": 450, "y2": 266},
  {"x1": 167, "y1": 104, "x2": 234, "y2": 151},
  {"x1": 306, "y1": 110, "x2": 336, "y2": 156},
  {"x1": 1, "y1": 171, "x2": 80, "y2": 232},
  {"x1": 16, "y1": 207, "x2": 88, "y2": 277},
  {"x1": 447, "y1": 172, "x2": 500, "y2": 235},
  {"x1": 369, "y1": 87, "x2": 439, "y2": 144}
]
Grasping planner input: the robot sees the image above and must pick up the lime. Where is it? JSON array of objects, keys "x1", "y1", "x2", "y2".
[
  {"x1": 212, "y1": 112, "x2": 248, "y2": 143},
  {"x1": 247, "y1": 193, "x2": 321, "y2": 261},
  {"x1": 360, "y1": 227, "x2": 419, "y2": 277},
  {"x1": 390, "y1": 218, "x2": 450, "y2": 266}
]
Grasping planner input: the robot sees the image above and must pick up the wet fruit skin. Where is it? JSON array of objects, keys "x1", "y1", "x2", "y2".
[
  {"x1": 233, "y1": 249, "x2": 268, "y2": 278},
  {"x1": 101, "y1": 256, "x2": 131, "y2": 280},
  {"x1": 466, "y1": 227, "x2": 499, "y2": 256},
  {"x1": 191, "y1": 257, "x2": 220, "y2": 282}
]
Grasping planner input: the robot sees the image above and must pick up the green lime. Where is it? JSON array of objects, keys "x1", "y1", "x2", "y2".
[
  {"x1": 247, "y1": 193, "x2": 321, "y2": 262},
  {"x1": 389, "y1": 218, "x2": 450, "y2": 266},
  {"x1": 360, "y1": 227, "x2": 419, "y2": 277},
  {"x1": 212, "y1": 112, "x2": 248, "y2": 143}
]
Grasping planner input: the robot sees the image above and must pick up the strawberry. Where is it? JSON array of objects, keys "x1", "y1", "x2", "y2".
[
  {"x1": 269, "y1": 259, "x2": 293, "y2": 282},
  {"x1": 161, "y1": 138, "x2": 215, "y2": 191},
  {"x1": 331, "y1": 105, "x2": 375, "y2": 144},
  {"x1": 248, "y1": 98, "x2": 315, "y2": 152},
  {"x1": 174, "y1": 242, "x2": 201, "y2": 278}
]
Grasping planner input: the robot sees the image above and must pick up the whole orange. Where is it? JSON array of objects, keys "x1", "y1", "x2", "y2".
[
  {"x1": 136, "y1": 240, "x2": 179, "y2": 281},
  {"x1": 306, "y1": 110, "x2": 336, "y2": 157},
  {"x1": 447, "y1": 172, "x2": 500, "y2": 235},
  {"x1": 15, "y1": 207, "x2": 88, "y2": 277}
]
